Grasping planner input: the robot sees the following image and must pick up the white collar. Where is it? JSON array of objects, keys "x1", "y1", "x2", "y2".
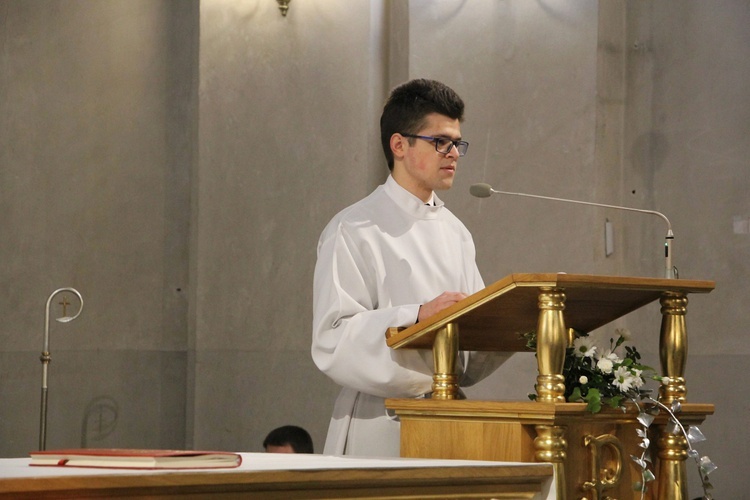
[{"x1": 383, "y1": 175, "x2": 444, "y2": 219}]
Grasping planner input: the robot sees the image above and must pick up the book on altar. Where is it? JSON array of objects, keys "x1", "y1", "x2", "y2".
[{"x1": 29, "y1": 448, "x2": 242, "y2": 469}]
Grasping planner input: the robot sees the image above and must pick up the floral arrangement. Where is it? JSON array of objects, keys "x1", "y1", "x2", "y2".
[
  {"x1": 531, "y1": 327, "x2": 655, "y2": 413},
  {"x1": 523, "y1": 328, "x2": 717, "y2": 499}
]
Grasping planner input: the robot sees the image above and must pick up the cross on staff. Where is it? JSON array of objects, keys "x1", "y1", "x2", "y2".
[{"x1": 58, "y1": 296, "x2": 70, "y2": 317}]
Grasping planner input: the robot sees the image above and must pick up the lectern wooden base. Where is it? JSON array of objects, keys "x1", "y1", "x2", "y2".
[
  {"x1": 386, "y1": 399, "x2": 713, "y2": 500},
  {"x1": 385, "y1": 274, "x2": 716, "y2": 499}
]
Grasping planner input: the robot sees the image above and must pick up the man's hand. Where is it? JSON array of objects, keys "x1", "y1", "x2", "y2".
[{"x1": 418, "y1": 291, "x2": 468, "y2": 323}]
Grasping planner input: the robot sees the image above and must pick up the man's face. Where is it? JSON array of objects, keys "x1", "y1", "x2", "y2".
[
  {"x1": 392, "y1": 112, "x2": 462, "y2": 202},
  {"x1": 265, "y1": 443, "x2": 295, "y2": 453}
]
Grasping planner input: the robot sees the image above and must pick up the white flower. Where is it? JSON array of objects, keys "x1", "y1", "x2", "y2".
[
  {"x1": 613, "y1": 366, "x2": 636, "y2": 392},
  {"x1": 573, "y1": 337, "x2": 597, "y2": 358},
  {"x1": 631, "y1": 369, "x2": 644, "y2": 388},
  {"x1": 596, "y1": 348, "x2": 620, "y2": 374},
  {"x1": 597, "y1": 357, "x2": 614, "y2": 374},
  {"x1": 661, "y1": 376, "x2": 671, "y2": 386},
  {"x1": 599, "y1": 348, "x2": 621, "y2": 363},
  {"x1": 615, "y1": 328, "x2": 632, "y2": 341},
  {"x1": 579, "y1": 375, "x2": 589, "y2": 385}
]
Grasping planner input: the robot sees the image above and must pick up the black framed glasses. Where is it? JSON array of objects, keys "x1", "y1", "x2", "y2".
[{"x1": 400, "y1": 133, "x2": 469, "y2": 157}]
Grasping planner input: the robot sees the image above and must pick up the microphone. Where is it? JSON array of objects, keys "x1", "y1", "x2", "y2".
[{"x1": 470, "y1": 182, "x2": 676, "y2": 279}]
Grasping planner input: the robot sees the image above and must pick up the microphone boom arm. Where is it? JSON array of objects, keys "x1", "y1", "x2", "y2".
[{"x1": 472, "y1": 183, "x2": 675, "y2": 279}]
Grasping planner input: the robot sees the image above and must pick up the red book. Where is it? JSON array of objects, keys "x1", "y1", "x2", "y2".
[{"x1": 29, "y1": 448, "x2": 242, "y2": 469}]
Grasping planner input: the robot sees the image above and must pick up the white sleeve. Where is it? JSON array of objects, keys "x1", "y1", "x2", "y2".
[
  {"x1": 455, "y1": 230, "x2": 509, "y2": 388},
  {"x1": 311, "y1": 223, "x2": 433, "y2": 399}
]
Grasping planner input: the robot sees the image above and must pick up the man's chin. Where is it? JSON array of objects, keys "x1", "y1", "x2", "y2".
[{"x1": 435, "y1": 180, "x2": 455, "y2": 191}]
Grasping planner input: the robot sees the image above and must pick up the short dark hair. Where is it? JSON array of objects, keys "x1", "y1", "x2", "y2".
[
  {"x1": 262, "y1": 425, "x2": 314, "y2": 453},
  {"x1": 380, "y1": 79, "x2": 465, "y2": 170}
]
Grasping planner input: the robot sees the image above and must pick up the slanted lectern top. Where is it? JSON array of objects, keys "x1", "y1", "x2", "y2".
[{"x1": 386, "y1": 273, "x2": 714, "y2": 402}]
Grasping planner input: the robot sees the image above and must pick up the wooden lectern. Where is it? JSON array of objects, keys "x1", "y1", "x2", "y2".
[{"x1": 385, "y1": 273, "x2": 715, "y2": 500}]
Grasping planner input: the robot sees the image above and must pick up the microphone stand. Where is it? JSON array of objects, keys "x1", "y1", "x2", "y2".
[
  {"x1": 40, "y1": 288, "x2": 83, "y2": 451},
  {"x1": 471, "y1": 184, "x2": 676, "y2": 279}
]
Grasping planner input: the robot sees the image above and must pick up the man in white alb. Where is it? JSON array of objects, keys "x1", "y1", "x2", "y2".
[{"x1": 312, "y1": 79, "x2": 498, "y2": 456}]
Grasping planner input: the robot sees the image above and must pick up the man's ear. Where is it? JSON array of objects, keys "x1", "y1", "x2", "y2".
[{"x1": 390, "y1": 133, "x2": 407, "y2": 161}]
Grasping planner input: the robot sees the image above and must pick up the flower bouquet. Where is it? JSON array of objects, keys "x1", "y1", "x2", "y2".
[
  {"x1": 523, "y1": 327, "x2": 717, "y2": 499},
  {"x1": 563, "y1": 328, "x2": 652, "y2": 413}
]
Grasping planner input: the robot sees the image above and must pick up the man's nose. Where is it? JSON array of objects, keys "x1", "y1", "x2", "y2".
[{"x1": 445, "y1": 143, "x2": 459, "y2": 158}]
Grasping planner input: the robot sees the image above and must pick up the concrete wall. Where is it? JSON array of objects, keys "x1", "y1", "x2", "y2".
[
  {"x1": 1, "y1": 1, "x2": 747, "y2": 496},
  {"x1": 1, "y1": 0, "x2": 194, "y2": 452},
  {"x1": 189, "y1": 0, "x2": 384, "y2": 451},
  {"x1": 623, "y1": 2, "x2": 750, "y2": 496}
]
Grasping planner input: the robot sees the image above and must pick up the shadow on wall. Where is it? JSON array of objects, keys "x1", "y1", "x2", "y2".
[
  {"x1": 631, "y1": 131, "x2": 670, "y2": 174},
  {"x1": 80, "y1": 396, "x2": 119, "y2": 448}
]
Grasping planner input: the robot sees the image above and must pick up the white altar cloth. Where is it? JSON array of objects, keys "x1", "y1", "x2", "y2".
[{"x1": 0, "y1": 452, "x2": 555, "y2": 499}]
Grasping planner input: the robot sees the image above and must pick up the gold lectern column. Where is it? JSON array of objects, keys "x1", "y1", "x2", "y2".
[
  {"x1": 535, "y1": 424, "x2": 567, "y2": 499},
  {"x1": 534, "y1": 289, "x2": 567, "y2": 498},
  {"x1": 656, "y1": 292, "x2": 690, "y2": 500},
  {"x1": 535, "y1": 288, "x2": 567, "y2": 403},
  {"x1": 431, "y1": 323, "x2": 460, "y2": 399},
  {"x1": 658, "y1": 292, "x2": 689, "y2": 404},
  {"x1": 655, "y1": 428, "x2": 689, "y2": 500}
]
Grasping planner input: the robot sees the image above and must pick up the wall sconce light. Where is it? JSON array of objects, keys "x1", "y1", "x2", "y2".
[{"x1": 276, "y1": 0, "x2": 291, "y2": 17}]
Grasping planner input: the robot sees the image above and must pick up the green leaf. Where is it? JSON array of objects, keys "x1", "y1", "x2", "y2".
[
  {"x1": 609, "y1": 395, "x2": 624, "y2": 408},
  {"x1": 586, "y1": 399, "x2": 602, "y2": 413},
  {"x1": 583, "y1": 388, "x2": 602, "y2": 413},
  {"x1": 568, "y1": 386, "x2": 583, "y2": 402}
]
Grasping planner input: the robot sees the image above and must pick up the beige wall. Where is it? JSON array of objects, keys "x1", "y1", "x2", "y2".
[
  {"x1": 1, "y1": 0, "x2": 194, "y2": 451},
  {"x1": 189, "y1": 0, "x2": 384, "y2": 452},
  {"x1": 1, "y1": 1, "x2": 747, "y2": 496}
]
